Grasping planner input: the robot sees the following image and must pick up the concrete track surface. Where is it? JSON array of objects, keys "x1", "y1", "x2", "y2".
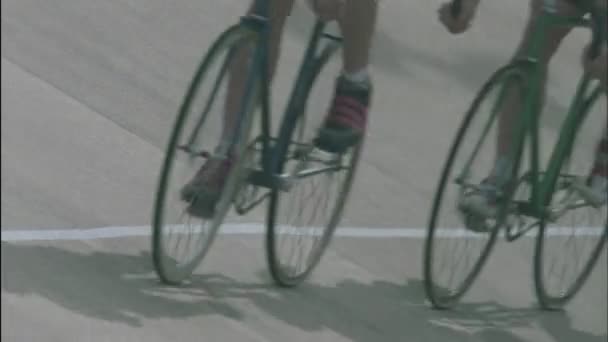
[{"x1": 2, "y1": 0, "x2": 606, "y2": 341}]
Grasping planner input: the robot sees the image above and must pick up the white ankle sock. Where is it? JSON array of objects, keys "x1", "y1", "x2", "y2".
[
  {"x1": 490, "y1": 156, "x2": 514, "y2": 182},
  {"x1": 343, "y1": 68, "x2": 370, "y2": 85},
  {"x1": 589, "y1": 174, "x2": 607, "y2": 189}
]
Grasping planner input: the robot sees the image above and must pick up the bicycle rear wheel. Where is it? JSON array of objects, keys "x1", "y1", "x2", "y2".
[
  {"x1": 534, "y1": 83, "x2": 607, "y2": 310},
  {"x1": 152, "y1": 24, "x2": 260, "y2": 285},
  {"x1": 265, "y1": 34, "x2": 355, "y2": 287},
  {"x1": 424, "y1": 65, "x2": 528, "y2": 309}
]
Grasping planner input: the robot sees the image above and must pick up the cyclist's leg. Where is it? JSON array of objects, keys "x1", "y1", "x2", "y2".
[
  {"x1": 576, "y1": 127, "x2": 608, "y2": 205},
  {"x1": 460, "y1": 0, "x2": 584, "y2": 217},
  {"x1": 315, "y1": 0, "x2": 379, "y2": 152},
  {"x1": 182, "y1": 0, "x2": 294, "y2": 215},
  {"x1": 339, "y1": 0, "x2": 377, "y2": 76},
  {"x1": 222, "y1": 0, "x2": 294, "y2": 149},
  {"x1": 495, "y1": 0, "x2": 582, "y2": 171},
  {"x1": 578, "y1": 1, "x2": 607, "y2": 204}
]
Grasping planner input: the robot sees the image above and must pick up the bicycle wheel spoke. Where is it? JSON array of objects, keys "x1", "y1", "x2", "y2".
[
  {"x1": 269, "y1": 147, "x2": 358, "y2": 284},
  {"x1": 186, "y1": 48, "x2": 234, "y2": 146}
]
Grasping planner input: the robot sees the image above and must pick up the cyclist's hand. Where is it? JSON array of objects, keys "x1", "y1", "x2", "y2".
[
  {"x1": 582, "y1": 43, "x2": 607, "y2": 88},
  {"x1": 438, "y1": 0, "x2": 479, "y2": 34}
]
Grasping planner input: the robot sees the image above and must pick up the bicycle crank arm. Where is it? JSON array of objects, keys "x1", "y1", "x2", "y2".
[
  {"x1": 247, "y1": 169, "x2": 292, "y2": 191},
  {"x1": 177, "y1": 145, "x2": 211, "y2": 158},
  {"x1": 545, "y1": 199, "x2": 590, "y2": 222},
  {"x1": 234, "y1": 191, "x2": 271, "y2": 215}
]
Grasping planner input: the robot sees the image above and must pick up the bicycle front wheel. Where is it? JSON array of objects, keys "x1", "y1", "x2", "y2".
[
  {"x1": 152, "y1": 24, "x2": 260, "y2": 285},
  {"x1": 534, "y1": 83, "x2": 607, "y2": 310},
  {"x1": 424, "y1": 64, "x2": 528, "y2": 309}
]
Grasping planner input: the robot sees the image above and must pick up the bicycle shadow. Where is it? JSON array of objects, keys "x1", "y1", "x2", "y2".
[{"x1": 1, "y1": 241, "x2": 605, "y2": 342}]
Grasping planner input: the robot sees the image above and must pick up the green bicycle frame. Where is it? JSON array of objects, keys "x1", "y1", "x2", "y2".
[{"x1": 504, "y1": 2, "x2": 605, "y2": 219}]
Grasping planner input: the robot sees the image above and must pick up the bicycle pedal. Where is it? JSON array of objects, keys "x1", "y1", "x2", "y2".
[
  {"x1": 292, "y1": 145, "x2": 314, "y2": 159},
  {"x1": 322, "y1": 33, "x2": 343, "y2": 42},
  {"x1": 247, "y1": 170, "x2": 291, "y2": 191},
  {"x1": 177, "y1": 145, "x2": 210, "y2": 158}
]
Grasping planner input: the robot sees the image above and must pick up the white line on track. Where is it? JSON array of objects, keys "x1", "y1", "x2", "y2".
[{"x1": 1, "y1": 224, "x2": 605, "y2": 242}]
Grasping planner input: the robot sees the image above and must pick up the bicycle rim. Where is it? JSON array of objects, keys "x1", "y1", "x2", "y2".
[
  {"x1": 265, "y1": 39, "x2": 352, "y2": 287},
  {"x1": 152, "y1": 24, "x2": 260, "y2": 285},
  {"x1": 424, "y1": 65, "x2": 528, "y2": 309},
  {"x1": 534, "y1": 84, "x2": 607, "y2": 310}
]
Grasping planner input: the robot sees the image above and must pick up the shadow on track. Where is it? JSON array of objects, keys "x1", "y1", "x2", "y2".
[{"x1": 2, "y1": 242, "x2": 605, "y2": 341}]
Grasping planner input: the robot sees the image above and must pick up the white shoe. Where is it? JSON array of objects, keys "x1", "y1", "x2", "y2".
[
  {"x1": 572, "y1": 175, "x2": 607, "y2": 208},
  {"x1": 458, "y1": 183, "x2": 500, "y2": 219}
]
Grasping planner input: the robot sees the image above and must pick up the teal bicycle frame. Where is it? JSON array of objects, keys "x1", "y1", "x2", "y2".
[{"x1": 229, "y1": 0, "x2": 342, "y2": 193}]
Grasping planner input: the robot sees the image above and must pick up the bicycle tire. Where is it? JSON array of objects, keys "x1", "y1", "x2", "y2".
[
  {"x1": 534, "y1": 83, "x2": 608, "y2": 310},
  {"x1": 424, "y1": 64, "x2": 528, "y2": 309},
  {"x1": 265, "y1": 38, "x2": 355, "y2": 287},
  {"x1": 152, "y1": 24, "x2": 260, "y2": 285}
]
